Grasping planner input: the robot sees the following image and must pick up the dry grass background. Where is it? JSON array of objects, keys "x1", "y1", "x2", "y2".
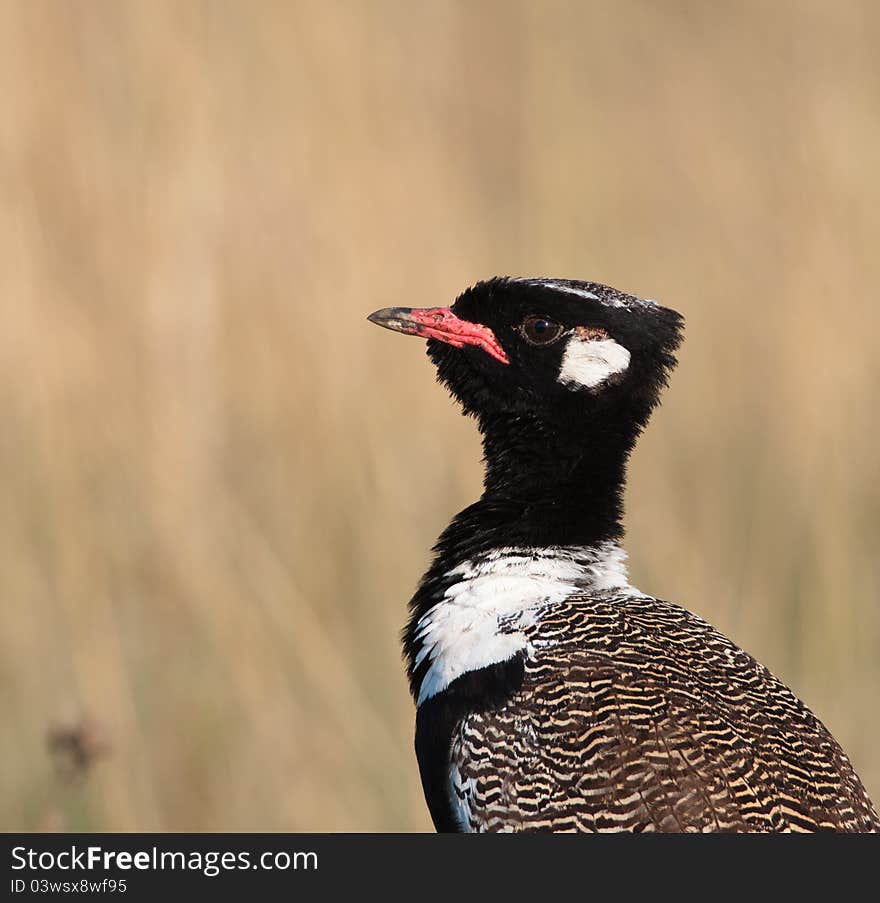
[{"x1": 1, "y1": 0, "x2": 878, "y2": 832}]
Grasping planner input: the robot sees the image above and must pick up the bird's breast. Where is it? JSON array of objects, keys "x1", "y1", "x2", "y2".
[{"x1": 413, "y1": 544, "x2": 633, "y2": 706}]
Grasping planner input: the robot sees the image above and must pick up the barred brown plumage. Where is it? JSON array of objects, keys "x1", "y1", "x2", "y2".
[{"x1": 449, "y1": 593, "x2": 879, "y2": 832}]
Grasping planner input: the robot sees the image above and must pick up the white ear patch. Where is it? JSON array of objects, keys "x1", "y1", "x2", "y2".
[{"x1": 557, "y1": 329, "x2": 631, "y2": 390}]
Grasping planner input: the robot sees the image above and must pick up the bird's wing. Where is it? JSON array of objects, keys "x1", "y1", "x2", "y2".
[{"x1": 448, "y1": 595, "x2": 879, "y2": 832}]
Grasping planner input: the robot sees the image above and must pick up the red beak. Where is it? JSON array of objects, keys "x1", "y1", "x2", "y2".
[{"x1": 367, "y1": 307, "x2": 509, "y2": 364}]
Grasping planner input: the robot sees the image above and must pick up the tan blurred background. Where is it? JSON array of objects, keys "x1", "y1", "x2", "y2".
[{"x1": 1, "y1": 0, "x2": 878, "y2": 832}]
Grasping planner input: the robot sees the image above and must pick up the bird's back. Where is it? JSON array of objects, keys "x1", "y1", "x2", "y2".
[{"x1": 444, "y1": 593, "x2": 879, "y2": 832}]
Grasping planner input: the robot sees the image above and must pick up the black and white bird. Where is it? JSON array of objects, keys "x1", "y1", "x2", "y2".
[{"x1": 368, "y1": 277, "x2": 879, "y2": 833}]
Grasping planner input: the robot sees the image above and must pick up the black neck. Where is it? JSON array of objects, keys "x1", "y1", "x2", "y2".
[
  {"x1": 403, "y1": 409, "x2": 635, "y2": 697},
  {"x1": 480, "y1": 410, "x2": 632, "y2": 544},
  {"x1": 428, "y1": 410, "x2": 635, "y2": 571}
]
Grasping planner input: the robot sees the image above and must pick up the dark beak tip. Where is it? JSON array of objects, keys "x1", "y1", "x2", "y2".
[
  {"x1": 367, "y1": 307, "x2": 419, "y2": 336},
  {"x1": 367, "y1": 307, "x2": 406, "y2": 327}
]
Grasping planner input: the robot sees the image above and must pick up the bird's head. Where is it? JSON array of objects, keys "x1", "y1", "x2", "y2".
[{"x1": 368, "y1": 277, "x2": 684, "y2": 439}]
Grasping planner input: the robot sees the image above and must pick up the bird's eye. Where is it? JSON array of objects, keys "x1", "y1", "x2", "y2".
[{"x1": 519, "y1": 315, "x2": 565, "y2": 346}]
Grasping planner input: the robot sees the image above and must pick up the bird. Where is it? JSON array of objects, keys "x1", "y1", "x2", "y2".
[{"x1": 367, "y1": 276, "x2": 880, "y2": 833}]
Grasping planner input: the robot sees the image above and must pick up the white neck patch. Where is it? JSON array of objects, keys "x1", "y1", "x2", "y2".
[
  {"x1": 557, "y1": 332, "x2": 631, "y2": 391},
  {"x1": 414, "y1": 544, "x2": 632, "y2": 705}
]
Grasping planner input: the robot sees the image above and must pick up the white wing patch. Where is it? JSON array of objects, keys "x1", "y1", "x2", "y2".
[
  {"x1": 557, "y1": 333, "x2": 631, "y2": 391},
  {"x1": 415, "y1": 544, "x2": 632, "y2": 705}
]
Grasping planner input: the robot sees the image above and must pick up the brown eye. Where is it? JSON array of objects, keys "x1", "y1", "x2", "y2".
[{"x1": 519, "y1": 315, "x2": 565, "y2": 346}]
